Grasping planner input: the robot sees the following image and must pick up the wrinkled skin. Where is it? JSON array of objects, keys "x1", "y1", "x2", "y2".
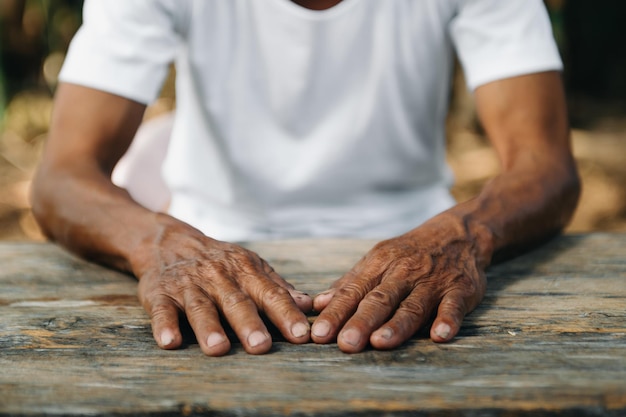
[
  {"x1": 312, "y1": 219, "x2": 487, "y2": 352},
  {"x1": 134, "y1": 221, "x2": 313, "y2": 355},
  {"x1": 31, "y1": 71, "x2": 579, "y2": 355}
]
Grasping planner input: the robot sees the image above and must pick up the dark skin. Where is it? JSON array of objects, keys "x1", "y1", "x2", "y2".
[
  {"x1": 30, "y1": 2, "x2": 580, "y2": 357},
  {"x1": 290, "y1": 0, "x2": 343, "y2": 10},
  {"x1": 312, "y1": 71, "x2": 581, "y2": 351}
]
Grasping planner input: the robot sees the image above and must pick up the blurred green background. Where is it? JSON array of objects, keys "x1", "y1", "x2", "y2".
[{"x1": 1, "y1": 0, "x2": 625, "y2": 240}]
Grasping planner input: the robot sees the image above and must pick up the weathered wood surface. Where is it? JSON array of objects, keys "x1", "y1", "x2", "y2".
[{"x1": 0, "y1": 234, "x2": 625, "y2": 417}]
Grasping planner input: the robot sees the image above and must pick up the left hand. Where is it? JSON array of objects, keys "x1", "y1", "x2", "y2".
[{"x1": 311, "y1": 216, "x2": 489, "y2": 353}]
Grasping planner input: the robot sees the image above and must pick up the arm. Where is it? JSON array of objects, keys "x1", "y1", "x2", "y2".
[
  {"x1": 32, "y1": 83, "x2": 312, "y2": 356},
  {"x1": 311, "y1": 71, "x2": 580, "y2": 352}
]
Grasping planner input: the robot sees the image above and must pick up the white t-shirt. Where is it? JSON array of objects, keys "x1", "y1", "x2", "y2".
[{"x1": 60, "y1": 0, "x2": 562, "y2": 241}]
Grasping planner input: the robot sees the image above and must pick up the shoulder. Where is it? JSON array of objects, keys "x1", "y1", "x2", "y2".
[
  {"x1": 81, "y1": 0, "x2": 191, "y2": 36},
  {"x1": 449, "y1": 0, "x2": 561, "y2": 90}
]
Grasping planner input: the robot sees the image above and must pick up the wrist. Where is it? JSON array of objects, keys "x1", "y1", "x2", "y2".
[
  {"x1": 418, "y1": 211, "x2": 495, "y2": 269},
  {"x1": 127, "y1": 212, "x2": 213, "y2": 279}
]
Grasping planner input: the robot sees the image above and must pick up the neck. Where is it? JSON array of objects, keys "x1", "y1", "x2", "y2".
[{"x1": 290, "y1": 0, "x2": 343, "y2": 11}]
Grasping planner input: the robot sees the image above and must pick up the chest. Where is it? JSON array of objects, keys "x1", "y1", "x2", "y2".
[{"x1": 182, "y1": 0, "x2": 456, "y2": 83}]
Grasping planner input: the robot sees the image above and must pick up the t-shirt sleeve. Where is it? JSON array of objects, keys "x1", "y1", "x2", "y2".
[
  {"x1": 59, "y1": 0, "x2": 184, "y2": 104},
  {"x1": 450, "y1": 0, "x2": 563, "y2": 91}
]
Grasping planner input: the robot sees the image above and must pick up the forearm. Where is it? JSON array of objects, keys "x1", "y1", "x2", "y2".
[
  {"x1": 423, "y1": 155, "x2": 580, "y2": 269},
  {"x1": 313, "y1": 72, "x2": 579, "y2": 351},
  {"x1": 311, "y1": 150, "x2": 580, "y2": 351},
  {"x1": 31, "y1": 160, "x2": 190, "y2": 274},
  {"x1": 31, "y1": 141, "x2": 314, "y2": 357},
  {"x1": 30, "y1": 83, "x2": 189, "y2": 274},
  {"x1": 435, "y1": 71, "x2": 581, "y2": 267}
]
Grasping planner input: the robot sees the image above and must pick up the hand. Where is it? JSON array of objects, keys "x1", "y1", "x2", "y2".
[
  {"x1": 311, "y1": 216, "x2": 489, "y2": 353},
  {"x1": 133, "y1": 219, "x2": 313, "y2": 356}
]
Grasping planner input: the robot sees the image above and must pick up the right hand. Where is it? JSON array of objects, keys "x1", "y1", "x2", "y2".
[{"x1": 133, "y1": 216, "x2": 313, "y2": 356}]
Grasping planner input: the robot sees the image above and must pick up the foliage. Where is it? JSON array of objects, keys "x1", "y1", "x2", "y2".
[{"x1": 0, "y1": 0, "x2": 82, "y2": 120}]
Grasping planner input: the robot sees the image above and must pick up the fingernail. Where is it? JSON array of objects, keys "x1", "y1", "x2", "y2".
[
  {"x1": 312, "y1": 320, "x2": 330, "y2": 338},
  {"x1": 291, "y1": 322, "x2": 310, "y2": 338},
  {"x1": 207, "y1": 332, "x2": 227, "y2": 348},
  {"x1": 434, "y1": 323, "x2": 451, "y2": 339},
  {"x1": 160, "y1": 329, "x2": 175, "y2": 346},
  {"x1": 314, "y1": 291, "x2": 333, "y2": 305},
  {"x1": 379, "y1": 327, "x2": 394, "y2": 340},
  {"x1": 341, "y1": 328, "x2": 361, "y2": 347},
  {"x1": 247, "y1": 330, "x2": 269, "y2": 348}
]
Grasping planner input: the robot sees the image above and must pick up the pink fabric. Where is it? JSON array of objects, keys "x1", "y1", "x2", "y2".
[{"x1": 112, "y1": 112, "x2": 173, "y2": 212}]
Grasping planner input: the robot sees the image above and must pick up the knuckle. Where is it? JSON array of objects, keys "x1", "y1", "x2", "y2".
[
  {"x1": 149, "y1": 300, "x2": 177, "y2": 321},
  {"x1": 390, "y1": 256, "x2": 432, "y2": 279},
  {"x1": 398, "y1": 297, "x2": 429, "y2": 322},
  {"x1": 260, "y1": 285, "x2": 291, "y2": 306},
  {"x1": 196, "y1": 246, "x2": 261, "y2": 280},
  {"x1": 220, "y1": 290, "x2": 252, "y2": 311},
  {"x1": 353, "y1": 290, "x2": 396, "y2": 327},
  {"x1": 184, "y1": 295, "x2": 210, "y2": 317},
  {"x1": 331, "y1": 270, "x2": 358, "y2": 288},
  {"x1": 319, "y1": 305, "x2": 348, "y2": 325},
  {"x1": 197, "y1": 261, "x2": 225, "y2": 281},
  {"x1": 390, "y1": 258, "x2": 414, "y2": 276},
  {"x1": 226, "y1": 245, "x2": 261, "y2": 265},
  {"x1": 319, "y1": 286, "x2": 365, "y2": 323},
  {"x1": 449, "y1": 273, "x2": 485, "y2": 297},
  {"x1": 441, "y1": 296, "x2": 467, "y2": 316},
  {"x1": 372, "y1": 239, "x2": 414, "y2": 259},
  {"x1": 335, "y1": 282, "x2": 368, "y2": 302},
  {"x1": 363, "y1": 288, "x2": 396, "y2": 309}
]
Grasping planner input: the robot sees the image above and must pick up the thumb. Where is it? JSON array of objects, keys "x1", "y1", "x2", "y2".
[{"x1": 313, "y1": 289, "x2": 335, "y2": 312}]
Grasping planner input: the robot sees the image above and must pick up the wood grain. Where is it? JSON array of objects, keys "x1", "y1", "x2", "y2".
[{"x1": 0, "y1": 234, "x2": 625, "y2": 416}]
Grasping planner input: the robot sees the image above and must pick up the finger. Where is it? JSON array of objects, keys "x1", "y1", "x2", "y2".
[
  {"x1": 311, "y1": 268, "x2": 380, "y2": 345},
  {"x1": 182, "y1": 289, "x2": 231, "y2": 356},
  {"x1": 336, "y1": 280, "x2": 409, "y2": 353},
  {"x1": 430, "y1": 290, "x2": 469, "y2": 343},
  {"x1": 289, "y1": 288, "x2": 314, "y2": 313},
  {"x1": 262, "y1": 261, "x2": 313, "y2": 313},
  {"x1": 312, "y1": 289, "x2": 334, "y2": 312},
  {"x1": 215, "y1": 283, "x2": 273, "y2": 355},
  {"x1": 243, "y1": 274, "x2": 311, "y2": 345},
  {"x1": 312, "y1": 264, "x2": 367, "y2": 312},
  {"x1": 369, "y1": 290, "x2": 434, "y2": 350},
  {"x1": 146, "y1": 295, "x2": 183, "y2": 350}
]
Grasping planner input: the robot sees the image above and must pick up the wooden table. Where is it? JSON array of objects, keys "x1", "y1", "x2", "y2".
[{"x1": 0, "y1": 234, "x2": 625, "y2": 416}]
